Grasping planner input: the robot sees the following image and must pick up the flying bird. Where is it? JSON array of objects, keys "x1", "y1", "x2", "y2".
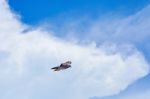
[{"x1": 51, "y1": 61, "x2": 72, "y2": 71}]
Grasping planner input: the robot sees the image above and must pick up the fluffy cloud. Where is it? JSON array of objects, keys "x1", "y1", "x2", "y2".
[{"x1": 0, "y1": 0, "x2": 149, "y2": 99}]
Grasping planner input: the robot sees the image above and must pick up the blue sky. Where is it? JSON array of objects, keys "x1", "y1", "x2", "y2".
[
  {"x1": 0, "y1": 0, "x2": 150, "y2": 99},
  {"x1": 9, "y1": 0, "x2": 150, "y2": 24},
  {"x1": 9, "y1": 0, "x2": 150, "y2": 39}
]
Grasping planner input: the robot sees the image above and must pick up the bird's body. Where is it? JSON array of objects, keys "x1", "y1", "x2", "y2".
[{"x1": 51, "y1": 61, "x2": 71, "y2": 71}]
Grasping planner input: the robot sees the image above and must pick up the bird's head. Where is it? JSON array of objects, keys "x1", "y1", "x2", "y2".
[{"x1": 66, "y1": 61, "x2": 72, "y2": 64}]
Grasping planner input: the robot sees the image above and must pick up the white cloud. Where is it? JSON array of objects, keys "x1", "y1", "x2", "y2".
[{"x1": 0, "y1": 0, "x2": 149, "y2": 99}]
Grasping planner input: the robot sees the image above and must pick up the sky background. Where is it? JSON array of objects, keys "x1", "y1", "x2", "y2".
[
  {"x1": 0, "y1": 0, "x2": 150, "y2": 99},
  {"x1": 8, "y1": 0, "x2": 150, "y2": 24}
]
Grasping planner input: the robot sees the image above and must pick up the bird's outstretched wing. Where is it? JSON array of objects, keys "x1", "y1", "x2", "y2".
[
  {"x1": 51, "y1": 66, "x2": 59, "y2": 69},
  {"x1": 51, "y1": 66, "x2": 60, "y2": 71}
]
